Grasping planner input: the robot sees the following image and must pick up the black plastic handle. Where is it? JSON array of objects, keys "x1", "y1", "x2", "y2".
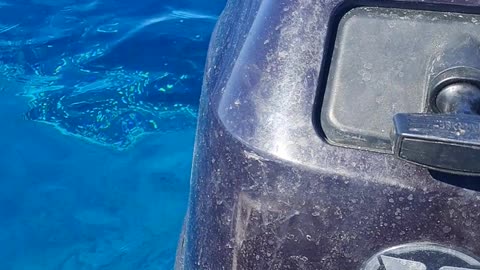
[{"x1": 393, "y1": 113, "x2": 480, "y2": 176}]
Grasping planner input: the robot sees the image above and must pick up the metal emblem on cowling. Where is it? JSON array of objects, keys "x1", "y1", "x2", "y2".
[{"x1": 362, "y1": 243, "x2": 480, "y2": 270}]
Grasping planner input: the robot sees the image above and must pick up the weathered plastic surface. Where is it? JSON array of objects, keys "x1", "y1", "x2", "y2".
[{"x1": 176, "y1": 0, "x2": 480, "y2": 269}]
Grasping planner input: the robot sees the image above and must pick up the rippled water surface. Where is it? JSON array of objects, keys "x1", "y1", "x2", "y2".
[{"x1": 0, "y1": 0, "x2": 225, "y2": 269}]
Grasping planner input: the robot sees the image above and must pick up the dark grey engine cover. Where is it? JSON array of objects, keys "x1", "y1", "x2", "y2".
[{"x1": 176, "y1": 0, "x2": 480, "y2": 269}]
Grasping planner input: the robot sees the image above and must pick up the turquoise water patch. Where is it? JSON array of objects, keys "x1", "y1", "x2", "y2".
[{"x1": 0, "y1": 0, "x2": 226, "y2": 269}]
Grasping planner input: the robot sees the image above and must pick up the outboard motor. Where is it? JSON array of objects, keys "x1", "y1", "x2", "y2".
[{"x1": 176, "y1": 1, "x2": 480, "y2": 269}]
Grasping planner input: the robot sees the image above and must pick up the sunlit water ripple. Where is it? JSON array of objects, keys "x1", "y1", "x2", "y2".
[
  {"x1": 0, "y1": 0, "x2": 220, "y2": 150},
  {"x1": 0, "y1": 0, "x2": 225, "y2": 269}
]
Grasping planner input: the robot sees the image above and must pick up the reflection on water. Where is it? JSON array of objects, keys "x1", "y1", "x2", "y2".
[
  {"x1": 1, "y1": 1, "x2": 219, "y2": 150},
  {"x1": 0, "y1": 0, "x2": 225, "y2": 269}
]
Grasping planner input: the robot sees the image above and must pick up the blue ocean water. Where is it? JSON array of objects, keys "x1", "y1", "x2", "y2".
[{"x1": 0, "y1": 0, "x2": 225, "y2": 269}]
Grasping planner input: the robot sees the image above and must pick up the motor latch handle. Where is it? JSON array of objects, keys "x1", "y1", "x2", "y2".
[{"x1": 393, "y1": 80, "x2": 480, "y2": 175}]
